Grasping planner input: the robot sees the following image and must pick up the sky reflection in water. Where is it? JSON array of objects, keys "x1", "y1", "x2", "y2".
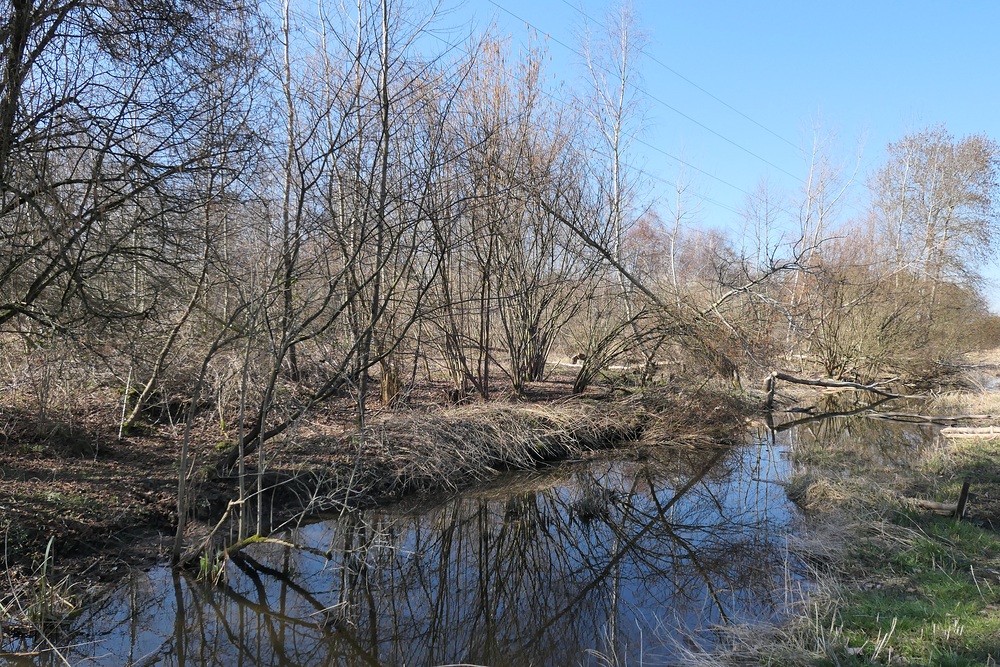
[{"x1": 9, "y1": 410, "x2": 939, "y2": 667}]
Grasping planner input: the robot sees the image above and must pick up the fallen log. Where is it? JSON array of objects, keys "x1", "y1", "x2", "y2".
[
  {"x1": 764, "y1": 371, "x2": 917, "y2": 408},
  {"x1": 868, "y1": 413, "x2": 998, "y2": 425},
  {"x1": 902, "y1": 478, "x2": 971, "y2": 520},
  {"x1": 906, "y1": 498, "x2": 958, "y2": 515},
  {"x1": 769, "y1": 397, "x2": 897, "y2": 432},
  {"x1": 867, "y1": 412, "x2": 960, "y2": 424}
]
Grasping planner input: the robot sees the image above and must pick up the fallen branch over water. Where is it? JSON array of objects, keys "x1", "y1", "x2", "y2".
[
  {"x1": 867, "y1": 412, "x2": 999, "y2": 425},
  {"x1": 764, "y1": 371, "x2": 920, "y2": 408},
  {"x1": 769, "y1": 397, "x2": 897, "y2": 432}
]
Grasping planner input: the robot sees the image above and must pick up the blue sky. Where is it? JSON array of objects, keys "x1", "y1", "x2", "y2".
[{"x1": 441, "y1": 0, "x2": 1000, "y2": 309}]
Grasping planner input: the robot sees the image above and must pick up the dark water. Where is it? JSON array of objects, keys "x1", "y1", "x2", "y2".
[{"x1": 3, "y1": 405, "x2": 940, "y2": 666}]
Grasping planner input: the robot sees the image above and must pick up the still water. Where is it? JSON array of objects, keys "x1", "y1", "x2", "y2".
[{"x1": 4, "y1": 405, "x2": 941, "y2": 666}]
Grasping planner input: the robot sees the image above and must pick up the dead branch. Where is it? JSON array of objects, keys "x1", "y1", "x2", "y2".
[
  {"x1": 867, "y1": 412, "x2": 998, "y2": 425},
  {"x1": 764, "y1": 371, "x2": 919, "y2": 408}
]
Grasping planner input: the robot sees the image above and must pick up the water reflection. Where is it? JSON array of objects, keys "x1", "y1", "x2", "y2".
[
  {"x1": 4, "y1": 438, "x2": 801, "y2": 667},
  {"x1": 0, "y1": 396, "x2": 949, "y2": 666},
  {"x1": 770, "y1": 394, "x2": 942, "y2": 475}
]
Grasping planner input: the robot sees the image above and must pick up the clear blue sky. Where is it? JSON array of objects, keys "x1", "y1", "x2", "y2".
[{"x1": 440, "y1": 0, "x2": 1000, "y2": 309}]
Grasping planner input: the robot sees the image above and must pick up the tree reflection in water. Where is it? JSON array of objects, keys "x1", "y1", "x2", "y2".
[
  {"x1": 24, "y1": 438, "x2": 801, "y2": 666},
  {"x1": 772, "y1": 394, "x2": 941, "y2": 476}
]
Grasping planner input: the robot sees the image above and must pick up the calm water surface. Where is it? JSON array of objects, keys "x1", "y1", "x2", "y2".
[{"x1": 3, "y1": 403, "x2": 942, "y2": 666}]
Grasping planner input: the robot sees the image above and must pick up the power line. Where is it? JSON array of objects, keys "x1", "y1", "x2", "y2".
[
  {"x1": 642, "y1": 50, "x2": 802, "y2": 153},
  {"x1": 401, "y1": 14, "x2": 754, "y2": 212},
  {"x1": 403, "y1": 8, "x2": 795, "y2": 217},
  {"x1": 283, "y1": 2, "x2": 798, "y2": 221},
  {"x1": 414, "y1": 18, "x2": 791, "y2": 215},
  {"x1": 485, "y1": 0, "x2": 807, "y2": 185},
  {"x1": 558, "y1": 0, "x2": 803, "y2": 153},
  {"x1": 626, "y1": 162, "x2": 743, "y2": 216}
]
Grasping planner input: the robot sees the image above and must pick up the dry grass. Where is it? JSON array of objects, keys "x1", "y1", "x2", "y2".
[
  {"x1": 787, "y1": 476, "x2": 898, "y2": 515},
  {"x1": 633, "y1": 380, "x2": 754, "y2": 446},
  {"x1": 668, "y1": 551, "x2": 862, "y2": 667},
  {"x1": 960, "y1": 347, "x2": 1000, "y2": 366},
  {"x1": 357, "y1": 400, "x2": 646, "y2": 495},
  {"x1": 348, "y1": 383, "x2": 749, "y2": 498},
  {"x1": 695, "y1": 370, "x2": 1000, "y2": 665},
  {"x1": 930, "y1": 391, "x2": 1000, "y2": 420}
]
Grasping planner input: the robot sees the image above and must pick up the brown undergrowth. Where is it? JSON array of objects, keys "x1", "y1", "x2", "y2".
[{"x1": 0, "y1": 371, "x2": 754, "y2": 642}]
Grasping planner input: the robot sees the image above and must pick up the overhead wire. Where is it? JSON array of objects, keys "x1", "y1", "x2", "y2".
[
  {"x1": 281, "y1": 1, "x2": 800, "y2": 220},
  {"x1": 558, "y1": 0, "x2": 803, "y2": 153},
  {"x1": 535, "y1": 2, "x2": 868, "y2": 225},
  {"x1": 409, "y1": 6, "x2": 789, "y2": 217},
  {"x1": 425, "y1": 24, "x2": 754, "y2": 215},
  {"x1": 485, "y1": 0, "x2": 807, "y2": 185}
]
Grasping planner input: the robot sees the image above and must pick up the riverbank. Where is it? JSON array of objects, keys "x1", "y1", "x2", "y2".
[
  {"x1": 0, "y1": 372, "x2": 752, "y2": 643},
  {"x1": 709, "y1": 378, "x2": 1000, "y2": 665}
]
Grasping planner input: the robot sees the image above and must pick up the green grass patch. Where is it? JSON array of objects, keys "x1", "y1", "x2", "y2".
[
  {"x1": 814, "y1": 478, "x2": 1000, "y2": 664},
  {"x1": 767, "y1": 415, "x2": 1000, "y2": 666}
]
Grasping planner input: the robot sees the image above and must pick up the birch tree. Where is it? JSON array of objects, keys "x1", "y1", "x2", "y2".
[{"x1": 872, "y1": 125, "x2": 1000, "y2": 301}]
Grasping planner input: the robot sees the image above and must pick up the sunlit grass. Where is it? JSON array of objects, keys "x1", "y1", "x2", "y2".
[
  {"x1": 930, "y1": 389, "x2": 1000, "y2": 417},
  {"x1": 800, "y1": 436, "x2": 1000, "y2": 665},
  {"x1": 818, "y1": 513, "x2": 999, "y2": 665},
  {"x1": 708, "y1": 387, "x2": 1000, "y2": 665}
]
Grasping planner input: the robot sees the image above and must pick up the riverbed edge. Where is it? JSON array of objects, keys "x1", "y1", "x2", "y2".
[
  {"x1": 701, "y1": 390, "x2": 1000, "y2": 666},
  {"x1": 0, "y1": 380, "x2": 756, "y2": 645}
]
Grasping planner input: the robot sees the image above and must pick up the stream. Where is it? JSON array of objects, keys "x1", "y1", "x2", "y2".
[{"x1": 3, "y1": 401, "x2": 943, "y2": 666}]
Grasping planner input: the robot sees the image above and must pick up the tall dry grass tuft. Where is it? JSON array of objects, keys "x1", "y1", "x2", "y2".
[
  {"x1": 363, "y1": 401, "x2": 646, "y2": 494},
  {"x1": 636, "y1": 382, "x2": 754, "y2": 447},
  {"x1": 354, "y1": 384, "x2": 750, "y2": 497},
  {"x1": 930, "y1": 389, "x2": 1000, "y2": 417}
]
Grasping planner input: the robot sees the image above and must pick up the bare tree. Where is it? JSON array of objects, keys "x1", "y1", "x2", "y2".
[
  {"x1": 0, "y1": 0, "x2": 259, "y2": 334},
  {"x1": 872, "y1": 125, "x2": 1000, "y2": 304},
  {"x1": 577, "y1": 0, "x2": 654, "y2": 374}
]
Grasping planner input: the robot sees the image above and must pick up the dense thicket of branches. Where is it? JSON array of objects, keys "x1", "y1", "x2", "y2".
[{"x1": 3, "y1": 0, "x2": 1000, "y2": 492}]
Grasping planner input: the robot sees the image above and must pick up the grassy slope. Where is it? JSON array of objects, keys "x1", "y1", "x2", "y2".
[
  {"x1": 827, "y1": 441, "x2": 1000, "y2": 667},
  {"x1": 759, "y1": 406, "x2": 1000, "y2": 665}
]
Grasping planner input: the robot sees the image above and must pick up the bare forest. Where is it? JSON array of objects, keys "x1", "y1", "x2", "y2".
[{"x1": 3, "y1": 0, "x2": 1000, "y2": 585}]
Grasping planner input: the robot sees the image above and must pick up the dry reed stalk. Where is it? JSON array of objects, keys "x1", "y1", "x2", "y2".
[{"x1": 361, "y1": 402, "x2": 644, "y2": 494}]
